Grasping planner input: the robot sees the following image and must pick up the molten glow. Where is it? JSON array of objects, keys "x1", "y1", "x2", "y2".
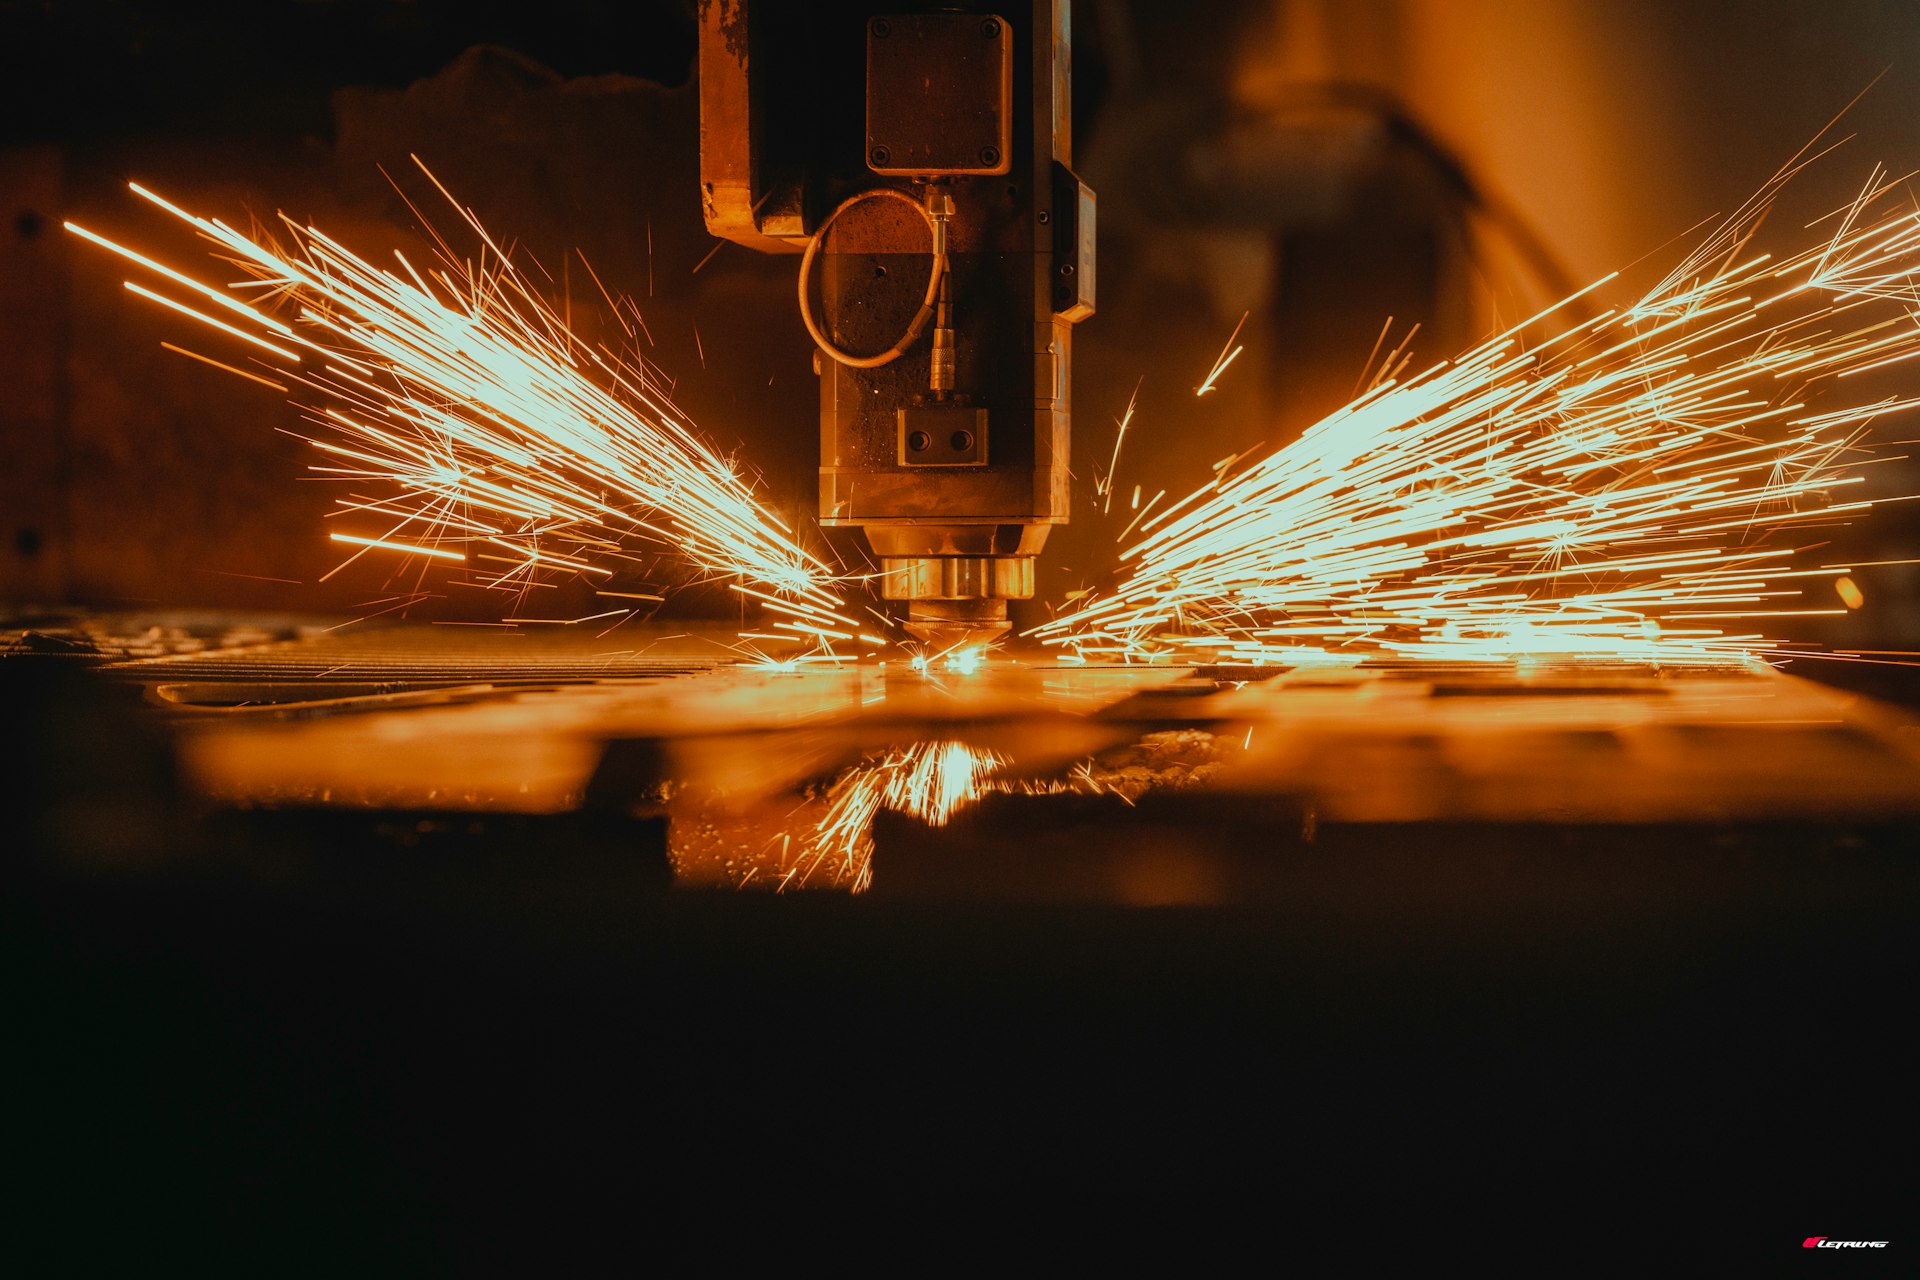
[
  {"x1": 908, "y1": 643, "x2": 987, "y2": 676},
  {"x1": 944, "y1": 645, "x2": 985, "y2": 675},
  {"x1": 783, "y1": 741, "x2": 1006, "y2": 891},
  {"x1": 1040, "y1": 165, "x2": 1920, "y2": 666},
  {"x1": 68, "y1": 162, "x2": 852, "y2": 638}
]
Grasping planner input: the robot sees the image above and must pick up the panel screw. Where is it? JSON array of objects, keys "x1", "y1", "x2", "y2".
[
  {"x1": 872, "y1": 18, "x2": 891, "y2": 37},
  {"x1": 1037, "y1": 210, "x2": 1050, "y2": 224},
  {"x1": 907, "y1": 430, "x2": 931, "y2": 453},
  {"x1": 978, "y1": 145, "x2": 1000, "y2": 167},
  {"x1": 1059, "y1": 262, "x2": 1075, "y2": 277},
  {"x1": 870, "y1": 145, "x2": 891, "y2": 167},
  {"x1": 981, "y1": 18, "x2": 1000, "y2": 38},
  {"x1": 1054, "y1": 282, "x2": 1074, "y2": 306},
  {"x1": 950, "y1": 430, "x2": 975, "y2": 452}
]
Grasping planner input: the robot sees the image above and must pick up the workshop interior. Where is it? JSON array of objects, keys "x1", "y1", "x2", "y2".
[{"x1": 4, "y1": 0, "x2": 1915, "y2": 1263}]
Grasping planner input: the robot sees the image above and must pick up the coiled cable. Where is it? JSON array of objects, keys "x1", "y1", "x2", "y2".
[{"x1": 797, "y1": 186, "x2": 947, "y2": 369}]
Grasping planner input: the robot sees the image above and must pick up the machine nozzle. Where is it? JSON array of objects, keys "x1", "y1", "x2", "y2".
[
  {"x1": 903, "y1": 599, "x2": 1011, "y2": 654},
  {"x1": 883, "y1": 553, "x2": 1034, "y2": 654}
]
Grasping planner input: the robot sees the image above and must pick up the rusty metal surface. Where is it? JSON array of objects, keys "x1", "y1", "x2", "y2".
[
  {"x1": 865, "y1": 13, "x2": 1013, "y2": 176},
  {"x1": 696, "y1": 0, "x2": 807, "y2": 251}
]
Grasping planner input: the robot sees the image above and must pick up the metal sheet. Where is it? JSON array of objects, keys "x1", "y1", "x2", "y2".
[{"x1": 72, "y1": 620, "x2": 1920, "y2": 895}]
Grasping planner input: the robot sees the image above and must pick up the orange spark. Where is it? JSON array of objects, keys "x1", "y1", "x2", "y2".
[{"x1": 1041, "y1": 161, "x2": 1920, "y2": 668}]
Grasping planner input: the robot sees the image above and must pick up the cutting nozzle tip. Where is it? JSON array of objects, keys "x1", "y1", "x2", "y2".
[{"x1": 903, "y1": 598, "x2": 1011, "y2": 656}]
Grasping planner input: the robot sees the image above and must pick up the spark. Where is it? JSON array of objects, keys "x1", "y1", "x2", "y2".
[
  {"x1": 329, "y1": 531, "x2": 466, "y2": 561},
  {"x1": 1116, "y1": 489, "x2": 1166, "y2": 543},
  {"x1": 690, "y1": 238, "x2": 727, "y2": 275},
  {"x1": 779, "y1": 737, "x2": 1147, "y2": 891},
  {"x1": 1096, "y1": 376, "x2": 1144, "y2": 513},
  {"x1": 908, "y1": 643, "x2": 986, "y2": 676},
  {"x1": 69, "y1": 161, "x2": 853, "y2": 643},
  {"x1": 946, "y1": 645, "x2": 985, "y2": 675},
  {"x1": 191, "y1": 567, "x2": 304, "y2": 585},
  {"x1": 123, "y1": 281, "x2": 301, "y2": 360},
  {"x1": 782, "y1": 741, "x2": 1007, "y2": 891},
  {"x1": 1196, "y1": 311, "x2": 1249, "y2": 396},
  {"x1": 502, "y1": 609, "x2": 630, "y2": 625},
  {"x1": 1039, "y1": 163, "x2": 1920, "y2": 668},
  {"x1": 159, "y1": 342, "x2": 289, "y2": 391}
]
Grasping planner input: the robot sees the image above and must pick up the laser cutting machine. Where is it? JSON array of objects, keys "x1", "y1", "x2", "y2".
[
  {"x1": 696, "y1": 0, "x2": 1094, "y2": 650},
  {"x1": 8, "y1": 4, "x2": 1920, "y2": 1260}
]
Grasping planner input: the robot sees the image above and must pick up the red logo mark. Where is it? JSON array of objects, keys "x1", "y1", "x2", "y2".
[{"x1": 1804, "y1": 1238, "x2": 1826, "y2": 1248}]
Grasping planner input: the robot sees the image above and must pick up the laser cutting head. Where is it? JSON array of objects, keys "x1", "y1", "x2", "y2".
[{"x1": 697, "y1": 0, "x2": 1094, "y2": 654}]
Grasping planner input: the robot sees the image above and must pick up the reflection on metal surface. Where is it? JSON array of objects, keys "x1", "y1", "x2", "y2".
[
  {"x1": 781, "y1": 741, "x2": 1007, "y2": 892},
  {"x1": 51, "y1": 620, "x2": 1920, "y2": 895},
  {"x1": 667, "y1": 730, "x2": 1226, "y2": 893}
]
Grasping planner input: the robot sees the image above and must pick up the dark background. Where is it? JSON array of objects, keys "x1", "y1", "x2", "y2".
[{"x1": 3, "y1": 4, "x2": 1916, "y2": 1266}]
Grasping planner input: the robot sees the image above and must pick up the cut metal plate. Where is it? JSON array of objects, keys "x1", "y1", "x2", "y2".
[
  {"x1": 105, "y1": 624, "x2": 724, "y2": 689},
  {"x1": 59, "y1": 619, "x2": 1920, "y2": 894}
]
